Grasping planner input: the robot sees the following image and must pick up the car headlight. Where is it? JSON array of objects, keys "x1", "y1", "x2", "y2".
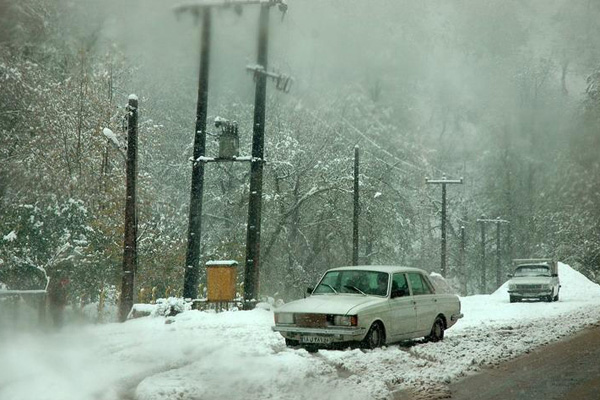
[
  {"x1": 332, "y1": 315, "x2": 358, "y2": 327},
  {"x1": 274, "y1": 312, "x2": 294, "y2": 324}
]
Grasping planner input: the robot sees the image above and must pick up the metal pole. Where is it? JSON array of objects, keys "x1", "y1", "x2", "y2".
[
  {"x1": 352, "y1": 146, "x2": 359, "y2": 266},
  {"x1": 441, "y1": 183, "x2": 447, "y2": 277},
  {"x1": 425, "y1": 176, "x2": 463, "y2": 277},
  {"x1": 460, "y1": 225, "x2": 466, "y2": 295},
  {"x1": 119, "y1": 95, "x2": 138, "y2": 322},
  {"x1": 244, "y1": 4, "x2": 270, "y2": 306},
  {"x1": 480, "y1": 217, "x2": 486, "y2": 294},
  {"x1": 477, "y1": 217, "x2": 509, "y2": 293},
  {"x1": 496, "y1": 218, "x2": 502, "y2": 289},
  {"x1": 507, "y1": 221, "x2": 514, "y2": 261}
]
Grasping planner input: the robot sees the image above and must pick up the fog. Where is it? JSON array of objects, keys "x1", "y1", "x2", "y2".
[{"x1": 1, "y1": 0, "x2": 600, "y2": 307}]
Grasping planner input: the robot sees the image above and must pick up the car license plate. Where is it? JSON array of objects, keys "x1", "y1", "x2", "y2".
[{"x1": 300, "y1": 335, "x2": 332, "y2": 344}]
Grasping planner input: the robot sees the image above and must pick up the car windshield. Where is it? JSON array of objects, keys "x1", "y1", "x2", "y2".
[
  {"x1": 312, "y1": 270, "x2": 389, "y2": 296},
  {"x1": 514, "y1": 265, "x2": 551, "y2": 277}
]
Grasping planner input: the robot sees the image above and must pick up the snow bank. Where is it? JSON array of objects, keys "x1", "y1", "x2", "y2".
[{"x1": 1, "y1": 263, "x2": 599, "y2": 400}]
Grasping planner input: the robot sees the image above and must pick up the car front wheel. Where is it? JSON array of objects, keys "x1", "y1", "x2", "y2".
[
  {"x1": 427, "y1": 317, "x2": 445, "y2": 342},
  {"x1": 361, "y1": 322, "x2": 385, "y2": 349}
]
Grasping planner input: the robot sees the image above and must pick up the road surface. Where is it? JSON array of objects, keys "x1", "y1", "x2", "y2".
[
  {"x1": 449, "y1": 323, "x2": 600, "y2": 399},
  {"x1": 393, "y1": 323, "x2": 600, "y2": 400}
]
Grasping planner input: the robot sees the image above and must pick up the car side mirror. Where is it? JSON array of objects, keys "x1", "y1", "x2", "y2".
[
  {"x1": 507, "y1": 274, "x2": 513, "y2": 278},
  {"x1": 391, "y1": 288, "x2": 407, "y2": 299},
  {"x1": 552, "y1": 274, "x2": 558, "y2": 277}
]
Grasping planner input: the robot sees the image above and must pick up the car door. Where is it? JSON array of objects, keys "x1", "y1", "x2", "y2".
[
  {"x1": 388, "y1": 273, "x2": 417, "y2": 339},
  {"x1": 407, "y1": 272, "x2": 438, "y2": 334}
]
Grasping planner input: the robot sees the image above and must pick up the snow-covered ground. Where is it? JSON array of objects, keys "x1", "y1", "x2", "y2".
[{"x1": 2, "y1": 263, "x2": 600, "y2": 400}]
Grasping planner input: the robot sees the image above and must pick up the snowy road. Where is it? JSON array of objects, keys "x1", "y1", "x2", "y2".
[
  {"x1": 445, "y1": 323, "x2": 600, "y2": 400},
  {"x1": 1, "y1": 263, "x2": 600, "y2": 400}
]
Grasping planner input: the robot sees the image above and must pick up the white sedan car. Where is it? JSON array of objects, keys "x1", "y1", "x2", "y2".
[{"x1": 272, "y1": 266, "x2": 463, "y2": 350}]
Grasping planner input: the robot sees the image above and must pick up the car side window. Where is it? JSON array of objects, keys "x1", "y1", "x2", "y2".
[
  {"x1": 391, "y1": 273, "x2": 409, "y2": 297},
  {"x1": 407, "y1": 273, "x2": 433, "y2": 296}
]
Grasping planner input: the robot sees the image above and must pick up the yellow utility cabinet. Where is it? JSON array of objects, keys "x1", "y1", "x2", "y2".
[{"x1": 206, "y1": 260, "x2": 238, "y2": 301}]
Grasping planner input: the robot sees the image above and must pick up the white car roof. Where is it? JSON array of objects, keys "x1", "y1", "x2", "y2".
[{"x1": 326, "y1": 265, "x2": 427, "y2": 274}]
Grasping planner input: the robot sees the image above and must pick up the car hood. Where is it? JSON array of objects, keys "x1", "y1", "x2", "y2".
[
  {"x1": 276, "y1": 294, "x2": 384, "y2": 315},
  {"x1": 509, "y1": 276, "x2": 553, "y2": 284}
]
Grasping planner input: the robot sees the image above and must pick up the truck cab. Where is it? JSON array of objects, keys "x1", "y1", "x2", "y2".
[{"x1": 507, "y1": 259, "x2": 560, "y2": 303}]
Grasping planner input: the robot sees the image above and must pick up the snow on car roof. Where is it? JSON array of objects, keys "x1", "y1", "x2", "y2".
[{"x1": 327, "y1": 265, "x2": 426, "y2": 274}]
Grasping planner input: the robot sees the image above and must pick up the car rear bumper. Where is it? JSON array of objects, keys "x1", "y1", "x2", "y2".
[{"x1": 451, "y1": 313, "x2": 464, "y2": 321}]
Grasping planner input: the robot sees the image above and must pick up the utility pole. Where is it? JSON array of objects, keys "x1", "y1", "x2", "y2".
[
  {"x1": 244, "y1": 2, "x2": 270, "y2": 307},
  {"x1": 478, "y1": 216, "x2": 486, "y2": 293},
  {"x1": 352, "y1": 146, "x2": 360, "y2": 266},
  {"x1": 243, "y1": 1, "x2": 289, "y2": 306},
  {"x1": 477, "y1": 216, "x2": 509, "y2": 292},
  {"x1": 119, "y1": 95, "x2": 138, "y2": 322},
  {"x1": 175, "y1": 0, "x2": 288, "y2": 304},
  {"x1": 425, "y1": 176, "x2": 463, "y2": 277},
  {"x1": 181, "y1": 8, "x2": 212, "y2": 300},
  {"x1": 460, "y1": 225, "x2": 466, "y2": 295}
]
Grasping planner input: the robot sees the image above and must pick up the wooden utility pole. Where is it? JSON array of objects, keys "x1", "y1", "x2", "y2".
[
  {"x1": 244, "y1": 3, "x2": 271, "y2": 306},
  {"x1": 119, "y1": 95, "x2": 138, "y2": 322},
  {"x1": 477, "y1": 216, "x2": 509, "y2": 292},
  {"x1": 352, "y1": 146, "x2": 360, "y2": 266},
  {"x1": 183, "y1": 9, "x2": 212, "y2": 300},
  {"x1": 425, "y1": 176, "x2": 463, "y2": 277}
]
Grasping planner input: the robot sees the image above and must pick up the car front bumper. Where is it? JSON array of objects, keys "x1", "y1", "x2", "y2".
[
  {"x1": 272, "y1": 325, "x2": 367, "y2": 343},
  {"x1": 508, "y1": 290, "x2": 553, "y2": 298}
]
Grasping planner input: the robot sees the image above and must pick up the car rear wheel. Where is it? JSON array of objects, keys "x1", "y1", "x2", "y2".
[
  {"x1": 427, "y1": 317, "x2": 445, "y2": 342},
  {"x1": 361, "y1": 322, "x2": 384, "y2": 349},
  {"x1": 554, "y1": 293, "x2": 559, "y2": 302},
  {"x1": 285, "y1": 338, "x2": 299, "y2": 347}
]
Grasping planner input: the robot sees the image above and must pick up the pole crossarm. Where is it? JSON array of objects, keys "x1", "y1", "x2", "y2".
[
  {"x1": 425, "y1": 177, "x2": 464, "y2": 184},
  {"x1": 246, "y1": 65, "x2": 294, "y2": 92},
  {"x1": 477, "y1": 218, "x2": 509, "y2": 224},
  {"x1": 174, "y1": 0, "x2": 287, "y2": 13},
  {"x1": 190, "y1": 155, "x2": 261, "y2": 163}
]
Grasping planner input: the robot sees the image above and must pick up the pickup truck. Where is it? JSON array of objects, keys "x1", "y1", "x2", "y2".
[{"x1": 507, "y1": 259, "x2": 560, "y2": 303}]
